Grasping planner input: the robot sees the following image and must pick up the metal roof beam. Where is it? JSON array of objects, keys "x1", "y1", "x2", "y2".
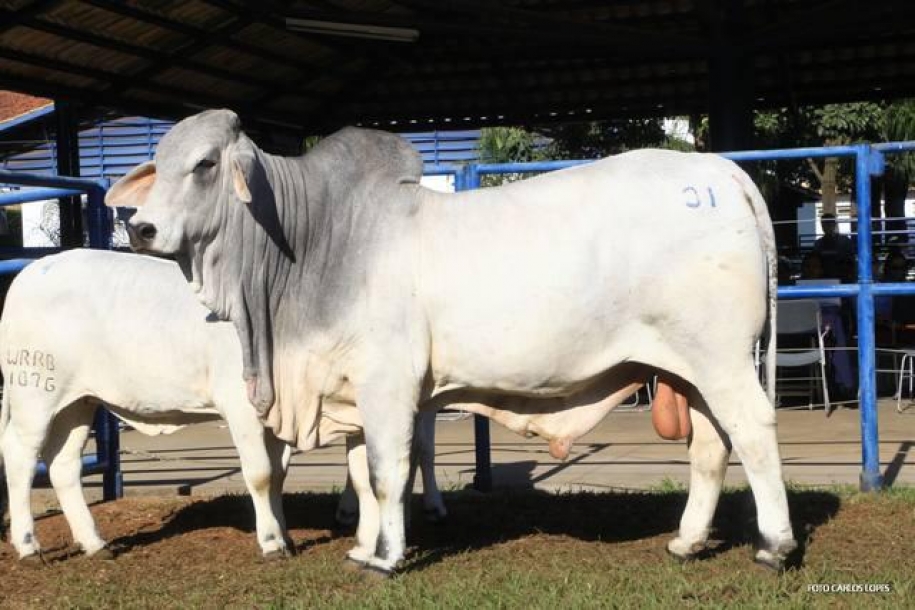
[
  {"x1": 0, "y1": 47, "x2": 307, "y2": 121},
  {"x1": 0, "y1": 70, "x2": 305, "y2": 137},
  {"x1": 201, "y1": 0, "x2": 367, "y2": 60},
  {"x1": 0, "y1": 8, "x2": 298, "y2": 97},
  {"x1": 81, "y1": 0, "x2": 328, "y2": 73},
  {"x1": 391, "y1": 0, "x2": 706, "y2": 54},
  {"x1": 0, "y1": 75, "x2": 306, "y2": 146},
  {"x1": 0, "y1": 0, "x2": 63, "y2": 34},
  {"x1": 752, "y1": 0, "x2": 915, "y2": 48}
]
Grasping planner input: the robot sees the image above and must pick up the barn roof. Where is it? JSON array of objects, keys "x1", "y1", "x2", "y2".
[{"x1": 0, "y1": 0, "x2": 912, "y2": 144}]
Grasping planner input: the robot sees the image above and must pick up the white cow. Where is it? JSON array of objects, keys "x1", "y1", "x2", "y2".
[
  {"x1": 0, "y1": 249, "x2": 444, "y2": 563},
  {"x1": 110, "y1": 110, "x2": 797, "y2": 575}
]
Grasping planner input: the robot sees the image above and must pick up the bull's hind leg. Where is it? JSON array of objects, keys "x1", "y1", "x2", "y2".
[
  {"x1": 1, "y1": 409, "x2": 46, "y2": 560},
  {"x1": 697, "y1": 367, "x2": 797, "y2": 569},
  {"x1": 336, "y1": 469, "x2": 359, "y2": 528},
  {"x1": 668, "y1": 402, "x2": 731, "y2": 559},
  {"x1": 416, "y1": 410, "x2": 446, "y2": 522},
  {"x1": 43, "y1": 401, "x2": 108, "y2": 557}
]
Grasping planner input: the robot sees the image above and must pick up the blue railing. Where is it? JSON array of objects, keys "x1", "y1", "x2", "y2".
[
  {"x1": 441, "y1": 140, "x2": 915, "y2": 493},
  {"x1": 0, "y1": 170, "x2": 122, "y2": 500}
]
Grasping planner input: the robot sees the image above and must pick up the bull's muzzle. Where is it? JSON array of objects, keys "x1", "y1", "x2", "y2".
[{"x1": 126, "y1": 221, "x2": 158, "y2": 249}]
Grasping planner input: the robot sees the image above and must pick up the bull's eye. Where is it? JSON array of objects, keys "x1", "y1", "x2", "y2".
[{"x1": 194, "y1": 158, "x2": 217, "y2": 172}]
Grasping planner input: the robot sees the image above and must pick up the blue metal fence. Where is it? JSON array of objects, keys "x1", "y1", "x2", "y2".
[
  {"x1": 1, "y1": 116, "x2": 481, "y2": 178},
  {"x1": 445, "y1": 141, "x2": 915, "y2": 493},
  {"x1": 0, "y1": 169, "x2": 122, "y2": 501}
]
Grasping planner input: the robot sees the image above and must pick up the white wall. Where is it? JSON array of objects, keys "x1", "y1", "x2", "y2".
[{"x1": 420, "y1": 174, "x2": 454, "y2": 193}]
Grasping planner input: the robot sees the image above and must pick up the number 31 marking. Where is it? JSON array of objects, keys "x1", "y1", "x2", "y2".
[{"x1": 683, "y1": 186, "x2": 716, "y2": 208}]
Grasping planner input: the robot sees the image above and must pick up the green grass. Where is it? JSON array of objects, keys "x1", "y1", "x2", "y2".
[{"x1": 2, "y1": 486, "x2": 914, "y2": 609}]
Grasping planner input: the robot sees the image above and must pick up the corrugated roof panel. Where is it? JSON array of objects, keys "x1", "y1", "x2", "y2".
[
  {"x1": 151, "y1": 67, "x2": 263, "y2": 102},
  {"x1": 44, "y1": 2, "x2": 189, "y2": 53}
]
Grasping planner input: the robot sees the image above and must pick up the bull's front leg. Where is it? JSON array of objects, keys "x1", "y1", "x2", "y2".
[
  {"x1": 357, "y1": 376, "x2": 417, "y2": 576},
  {"x1": 223, "y1": 408, "x2": 289, "y2": 558},
  {"x1": 343, "y1": 433, "x2": 379, "y2": 565}
]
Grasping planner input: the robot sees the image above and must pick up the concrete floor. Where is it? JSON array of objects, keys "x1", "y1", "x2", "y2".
[{"x1": 73, "y1": 399, "x2": 915, "y2": 500}]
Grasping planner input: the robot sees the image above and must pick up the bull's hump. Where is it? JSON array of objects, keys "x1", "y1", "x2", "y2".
[{"x1": 323, "y1": 127, "x2": 423, "y2": 185}]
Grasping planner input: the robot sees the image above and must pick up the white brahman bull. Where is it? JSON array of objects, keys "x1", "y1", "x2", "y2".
[
  {"x1": 0, "y1": 249, "x2": 444, "y2": 563},
  {"x1": 109, "y1": 109, "x2": 796, "y2": 575}
]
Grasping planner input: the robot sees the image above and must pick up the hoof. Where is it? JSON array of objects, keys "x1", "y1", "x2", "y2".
[
  {"x1": 343, "y1": 556, "x2": 367, "y2": 572},
  {"x1": 262, "y1": 547, "x2": 290, "y2": 562},
  {"x1": 753, "y1": 551, "x2": 786, "y2": 572},
  {"x1": 88, "y1": 546, "x2": 116, "y2": 561},
  {"x1": 666, "y1": 546, "x2": 699, "y2": 564},
  {"x1": 666, "y1": 538, "x2": 706, "y2": 562},
  {"x1": 19, "y1": 553, "x2": 45, "y2": 567},
  {"x1": 754, "y1": 539, "x2": 798, "y2": 572},
  {"x1": 361, "y1": 563, "x2": 395, "y2": 580}
]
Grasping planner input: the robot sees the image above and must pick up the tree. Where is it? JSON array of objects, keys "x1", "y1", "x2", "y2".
[
  {"x1": 878, "y1": 100, "x2": 915, "y2": 241},
  {"x1": 751, "y1": 101, "x2": 915, "y2": 240},
  {"x1": 477, "y1": 126, "x2": 549, "y2": 186},
  {"x1": 478, "y1": 118, "x2": 693, "y2": 185}
]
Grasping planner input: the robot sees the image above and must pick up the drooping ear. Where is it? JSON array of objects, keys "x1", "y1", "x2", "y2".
[
  {"x1": 231, "y1": 138, "x2": 257, "y2": 205},
  {"x1": 105, "y1": 161, "x2": 156, "y2": 208}
]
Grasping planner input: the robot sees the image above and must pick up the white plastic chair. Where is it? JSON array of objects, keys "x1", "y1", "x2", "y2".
[
  {"x1": 775, "y1": 299, "x2": 832, "y2": 415},
  {"x1": 621, "y1": 377, "x2": 655, "y2": 408},
  {"x1": 894, "y1": 350, "x2": 915, "y2": 413}
]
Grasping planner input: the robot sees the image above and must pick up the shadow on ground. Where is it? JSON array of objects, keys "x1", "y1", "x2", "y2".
[{"x1": 100, "y1": 486, "x2": 840, "y2": 572}]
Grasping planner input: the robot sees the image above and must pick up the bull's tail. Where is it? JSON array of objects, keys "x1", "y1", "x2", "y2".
[{"x1": 732, "y1": 167, "x2": 778, "y2": 406}]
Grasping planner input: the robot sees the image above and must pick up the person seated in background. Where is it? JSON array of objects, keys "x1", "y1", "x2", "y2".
[
  {"x1": 813, "y1": 212, "x2": 856, "y2": 280},
  {"x1": 882, "y1": 248, "x2": 909, "y2": 283},
  {"x1": 798, "y1": 249, "x2": 856, "y2": 396},
  {"x1": 876, "y1": 249, "x2": 915, "y2": 346},
  {"x1": 800, "y1": 250, "x2": 826, "y2": 279}
]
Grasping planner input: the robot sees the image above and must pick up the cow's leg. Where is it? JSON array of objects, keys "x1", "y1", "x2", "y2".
[
  {"x1": 668, "y1": 401, "x2": 730, "y2": 559},
  {"x1": 265, "y1": 430, "x2": 290, "y2": 539},
  {"x1": 358, "y1": 382, "x2": 415, "y2": 575},
  {"x1": 344, "y1": 433, "x2": 379, "y2": 565},
  {"x1": 416, "y1": 410, "x2": 446, "y2": 522},
  {"x1": 43, "y1": 401, "x2": 108, "y2": 557},
  {"x1": 223, "y1": 407, "x2": 288, "y2": 558},
  {"x1": 698, "y1": 367, "x2": 797, "y2": 569},
  {"x1": 1, "y1": 399, "x2": 51, "y2": 560},
  {"x1": 336, "y1": 469, "x2": 359, "y2": 527},
  {"x1": 339, "y1": 412, "x2": 444, "y2": 529}
]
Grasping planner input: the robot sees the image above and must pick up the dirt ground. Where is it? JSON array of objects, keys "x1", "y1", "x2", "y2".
[{"x1": 1, "y1": 487, "x2": 913, "y2": 609}]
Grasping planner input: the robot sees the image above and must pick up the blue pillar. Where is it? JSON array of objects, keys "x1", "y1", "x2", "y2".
[
  {"x1": 94, "y1": 408, "x2": 123, "y2": 500},
  {"x1": 86, "y1": 184, "x2": 111, "y2": 250},
  {"x1": 54, "y1": 100, "x2": 83, "y2": 248},
  {"x1": 90, "y1": 179, "x2": 118, "y2": 497},
  {"x1": 855, "y1": 144, "x2": 884, "y2": 491}
]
